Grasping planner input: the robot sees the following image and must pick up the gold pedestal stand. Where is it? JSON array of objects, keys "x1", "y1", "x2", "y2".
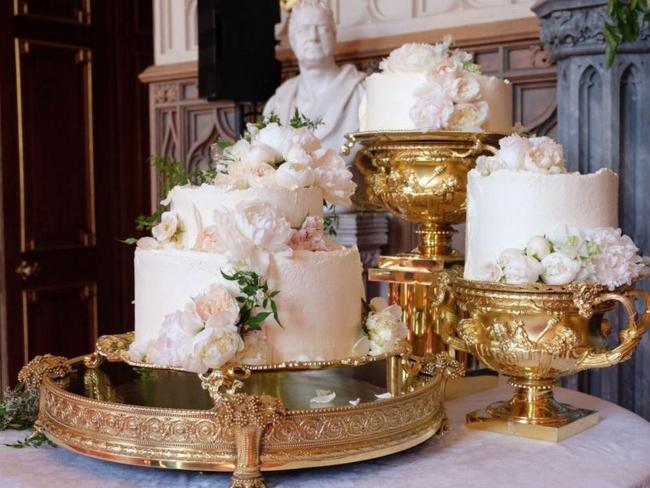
[
  {"x1": 444, "y1": 279, "x2": 650, "y2": 441},
  {"x1": 34, "y1": 333, "x2": 463, "y2": 488},
  {"x1": 343, "y1": 130, "x2": 501, "y2": 364}
]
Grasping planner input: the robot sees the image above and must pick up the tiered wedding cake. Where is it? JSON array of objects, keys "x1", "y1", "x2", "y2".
[
  {"x1": 130, "y1": 115, "x2": 407, "y2": 372},
  {"x1": 464, "y1": 134, "x2": 643, "y2": 289},
  {"x1": 359, "y1": 38, "x2": 513, "y2": 133}
]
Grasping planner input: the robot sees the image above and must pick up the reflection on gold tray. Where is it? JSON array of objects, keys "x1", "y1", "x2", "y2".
[
  {"x1": 37, "y1": 353, "x2": 461, "y2": 488},
  {"x1": 90, "y1": 332, "x2": 414, "y2": 373}
]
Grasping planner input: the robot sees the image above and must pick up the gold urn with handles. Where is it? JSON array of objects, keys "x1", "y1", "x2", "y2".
[
  {"x1": 342, "y1": 131, "x2": 501, "y2": 361},
  {"x1": 442, "y1": 277, "x2": 650, "y2": 441}
]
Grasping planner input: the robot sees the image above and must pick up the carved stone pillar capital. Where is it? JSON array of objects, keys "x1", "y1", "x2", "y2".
[{"x1": 533, "y1": 0, "x2": 650, "y2": 61}]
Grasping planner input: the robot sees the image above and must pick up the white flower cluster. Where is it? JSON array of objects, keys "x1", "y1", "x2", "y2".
[
  {"x1": 136, "y1": 211, "x2": 181, "y2": 250},
  {"x1": 476, "y1": 134, "x2": 566, "y2": 176},
  {"x1": 213, "y1": 122, "x2": 355, "y2": 206},
  {"x1": 380, "y1": 39, "x2": 490, "y2": 132},
  {"x1": 193, "y1": 202, "x2": 337, "y2": 275},
  {"x1": 128, "y1": 283, "x2": 270, "y2": 373},
  {"x1": 354, "y1": 298, "x2": 409, "y2": 356},
  {"x1": 484, "y1": 226, "x2": 644, "y2": 290}
]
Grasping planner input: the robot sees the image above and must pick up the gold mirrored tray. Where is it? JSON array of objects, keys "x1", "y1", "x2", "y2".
[{"x1": 36, "y1": 349, "x2": 462, "y2": 488}]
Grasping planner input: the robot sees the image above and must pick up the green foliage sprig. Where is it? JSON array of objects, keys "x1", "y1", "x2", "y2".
[
  {"x1": 7, "y1": 431, "x2": 55, "y2": 449},
  {"x1": 221, "y1": 270, "x2": 283, "y2": 332},
  {"x1": 323, "y1": 202, "x2": 338, "y2": 237},
  {"x1": 0, "y1": 383, "x2": 53, "y2": 449},
  {"x1": 604, "y1": 0, "x2": 650, "y2": 68},
  {"x1": 289, "y1": 108, "x2": 324, "y2": 130}
]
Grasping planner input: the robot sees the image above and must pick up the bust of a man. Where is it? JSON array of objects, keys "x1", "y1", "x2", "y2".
[{"x1": 264, "y1": 0, "x2": 365, "y2": 153}]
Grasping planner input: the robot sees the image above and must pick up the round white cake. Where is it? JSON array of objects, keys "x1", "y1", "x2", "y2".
[
  {"x1": 464, "y1": 168, "x2": 619, "y2": 280},
  {"x1": 358, "y1": 41, "x2": 513, "y2": 133}
]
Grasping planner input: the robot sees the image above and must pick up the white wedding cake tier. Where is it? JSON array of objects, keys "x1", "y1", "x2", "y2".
[
  {"x1": 464, "y1": 168, "x2": 618, "y2": 280},
  {"x1": 167, "y1": 185, "x2": 324, "y2": 249},
  {"x1": 359, "y1": 39, "x2": 512, "y2": 133},
  {"x1": 463, "y1": 134, "x2": 643, "y2": 290},
  {"x1": 135, "y1": 246, "x2": 364, "y2": 363},
  {"x1": 129, "y1": 114, "x2": 409, "y2": 373}
]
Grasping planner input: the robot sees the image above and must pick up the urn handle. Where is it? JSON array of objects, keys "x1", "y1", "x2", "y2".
[{"x1": 577, "y1": 288, "x2": 650, "y2": 370}]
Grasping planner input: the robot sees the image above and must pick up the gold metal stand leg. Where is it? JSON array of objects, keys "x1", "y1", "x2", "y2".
[
  {"x1": 466, "y1": 377, "x2": 598, "y2": 442},
  {"x1": 230, "y1": 426, "x2": 267, "y2": 488}
]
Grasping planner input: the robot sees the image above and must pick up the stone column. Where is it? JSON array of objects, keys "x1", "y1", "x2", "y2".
[{"x1": 534, "y1": 0, "x2": 650, "y2": 418}]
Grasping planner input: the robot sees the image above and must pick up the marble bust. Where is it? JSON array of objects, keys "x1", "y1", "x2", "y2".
[{"x1": 264, "y1": 0, "x2": 366, "y2": 153}]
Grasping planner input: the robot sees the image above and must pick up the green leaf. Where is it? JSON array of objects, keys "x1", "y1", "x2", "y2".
[
  {"x1": 270, "y1": 300, "x2": 283, "y2": 328},
  {"x1": 117, "y1": 237, "x2": 138, "y2": 245},
  {"x1": 6, "y1": 431, "x2": 55, "y2": 449},
  {"x1": 246, "y1": 311, "x2": 272, "y2": 330},
  {"x1": 135, "y1": 208, "x2": 163, "y2": 231},
  {"x1": 289, "y1": 108, "x2": 324, "y2": 130}
]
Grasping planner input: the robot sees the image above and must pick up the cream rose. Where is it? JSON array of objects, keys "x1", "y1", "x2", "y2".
[
  {"x1": 192, "y1": 284, "x2": 240, "y2": 327},
  {"x1": 184, "y1": 323, "x2": 244, "y2": 373},
  {"x1": 365, "y1": 298, "x2": 408, "y2": 355},
  {"x1": 540, "y1": 252, "x2": 581, "y2": 285},
  {"x1": 221, "y1": 139, "x2": 251, "y2": 163},
  {"x1": 446, "y1": 101, "x2": 489, "y2": 132},
  {"x1": 310, "y1": 148, "x2": 356, "y2": 206},
  {"x1": 254, "y1": 123, "x2": 293, "y2": 158},
  {"x1": 275, "y1": 162, "x2": 315, "y2": 190},
  {"x1": 151, "y1": 211, "x2": 178, "y2": 242},
  {"x1": 213, "y1": 162, "x2": 249, "y2": 190},
  {"x1": 379, "y1": 43, "x2": 447, "y2": 73},
  {"x1": 235, "y1": 331, "x2": 271, "y2": 365},
  {"x1": 409, "y1": 92, "x2": 454, "y2": 130},
  {"x1": 246, "y1": 162, "x2": 277, "y2": 188},
  {"x1": 524, "y1": 136, "x2": 566, "y2": 174},
  {"x1": 498, "y1": 248, "x2": 544, "y2": 285},
  {"x1": 449, "y1": 74, "x2": 481, "y2": 103}
]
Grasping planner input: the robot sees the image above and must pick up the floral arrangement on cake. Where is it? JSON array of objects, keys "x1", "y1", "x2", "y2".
[
  {"x1": 213, "y1": 111, "x2": 355, "y2": 205},
  {"x1": 380, "y1": 37, "x2": 492, "y2": 132},
  {"x1": 475, "y1": 133, "x2": 566, "y2": 175},
  {"x1": 354, "y1": 298, "x2": 409, "y2": 356},
  {"x1": 129, "y1": 270, "x2": 281, "y2": 372},
  {"x1": 482, "y1": 225, "x2": 644, "y2": 290}
]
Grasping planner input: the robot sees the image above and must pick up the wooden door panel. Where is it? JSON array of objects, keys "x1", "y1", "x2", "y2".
[
  {"x1": 22, "y1": 283, "x2": 97, "y2": 362},
  {"x1": 15, "y1": 39, "x2": 95, "y2": 252},
  {"x1": 14, "y1": 0, "x2": 90, "y2": 25}
]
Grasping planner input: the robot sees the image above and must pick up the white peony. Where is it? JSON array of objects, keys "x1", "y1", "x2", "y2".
[
  {"x1": 448, "y1": 74, "x2": 481, "y2": 103},
  {"x1": 275, "y1": 162, "x2": 315, "y2": 190},
  {"x1": 409, "y1": 92, "x2": 455, "y2": 130},
  {"x1": 498, "y1": 248, "x2": 544, "y2": 284},
  {"x1": 289, "y1": 127, "x2": 321, "y2": 153},
  {"x1": 147, "y1": 308, "x2": 204, "y2": 367},
  {"x1": 310, "y1": 148, "x2": 356, "y2": 206},
  {"x1": 584, "y1": 227, "x2": 643, "y2": 290},
  {"x1": 244, "y1": 143, "x2": 282, "y2": 166},
  {"x1": 547, "y1": 225, "x2": 588, "y2": 260},
  {"x1": 235, "y1": 331, "x2": 271, "y2": 365},
  {"x1": 446, "y1": 101, "x2": 489, "y2": 132},
  {"x1": 192, "y1": 284, "x2": 240, "y2": 327},
  {"x1": 151, "y1": 211, "x2": 179, "y2": 242},
  {"x1": 497, "y1": 134, "x2": 531, "y2": 170},
  {"x1": 475, "y1": 155, "x2": 507, "y2": 176},
  {"x1": 222, "y1": 138, "x2": 251, "y2": 163},
  {"x1": 525, "y1": 236, "x2": 553, "y2": 260},
  {"x1": 213, "y1": 162, "x2": 249, "y2": 190},
  {"x1": 379, "y1": 43, "x2": 448, "y2": 73},
  {"x1": 234, "y1": 202, "x2": 294, "y2": 254},
  {"x1": 523, "y1": 136, "x2": 566, "y2": 174},
  {"x1": 365, "y1": 298, "x2": 408, "y2": 355},
  {"x1": 127, "y1": 339, "x2": 152, "y2": 362},
  {"x1": 184, "y1": 324, "x2": 244, "y2": 373},
  {"x1": 285, "y1": 145, "x2": 313, "y2": 166},
  {"x1": 540, "y1": 252, "x2": 582, "y2": 285}
]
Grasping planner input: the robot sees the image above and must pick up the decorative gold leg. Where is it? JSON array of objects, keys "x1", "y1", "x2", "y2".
[
  {"x1": 83, "y1": 351, "x2": 105, "y2": 369},
  {"x1": 466, "y1": 377, "x2": 598, "y2": 442},
  {"x1": 230, "y1": 426, "x2": 267, "y2": 488}
]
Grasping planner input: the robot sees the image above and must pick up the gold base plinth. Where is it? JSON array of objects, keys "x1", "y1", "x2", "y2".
[{"x1": 466, "y1": 406, "x2": 599, "y2": 442}]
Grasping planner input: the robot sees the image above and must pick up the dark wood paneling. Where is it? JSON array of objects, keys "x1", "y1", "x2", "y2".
[
  {"x1": 14, "y1": 0, "x2": 89, "y2": 24},
  {"x1": 23, "y1": 283, "x2": 97, "y2": 361},
  {"x1": 17, "y1": 40, "x2": 95, "y2": 251}
]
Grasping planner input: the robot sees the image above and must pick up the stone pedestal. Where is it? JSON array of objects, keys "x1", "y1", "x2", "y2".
[{"x1": 534, "y1": 0, "x2": 650, "y2": 419}]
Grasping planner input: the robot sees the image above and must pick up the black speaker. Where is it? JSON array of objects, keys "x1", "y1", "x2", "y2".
[{"x1": 198, "y1": 0, "x2": 281, "y2": 102}]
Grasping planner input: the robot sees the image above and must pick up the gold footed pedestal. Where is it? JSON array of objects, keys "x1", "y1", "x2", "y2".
[
  {"x1": 445, "y1": 278, "x2": 650, "y2": 441},
  {"x1": 342, "y1": 130, "x2": 501, "y2": 362}
]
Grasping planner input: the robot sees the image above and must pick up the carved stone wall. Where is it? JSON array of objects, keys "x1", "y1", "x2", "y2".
[{"x1": 535, "y1": 0, "x2": 650, "y2": 420}]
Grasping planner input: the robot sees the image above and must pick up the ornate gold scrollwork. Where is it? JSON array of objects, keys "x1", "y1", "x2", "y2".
[{"x1": 18, "y1": 354, "x2": 71, "y2": 387}]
